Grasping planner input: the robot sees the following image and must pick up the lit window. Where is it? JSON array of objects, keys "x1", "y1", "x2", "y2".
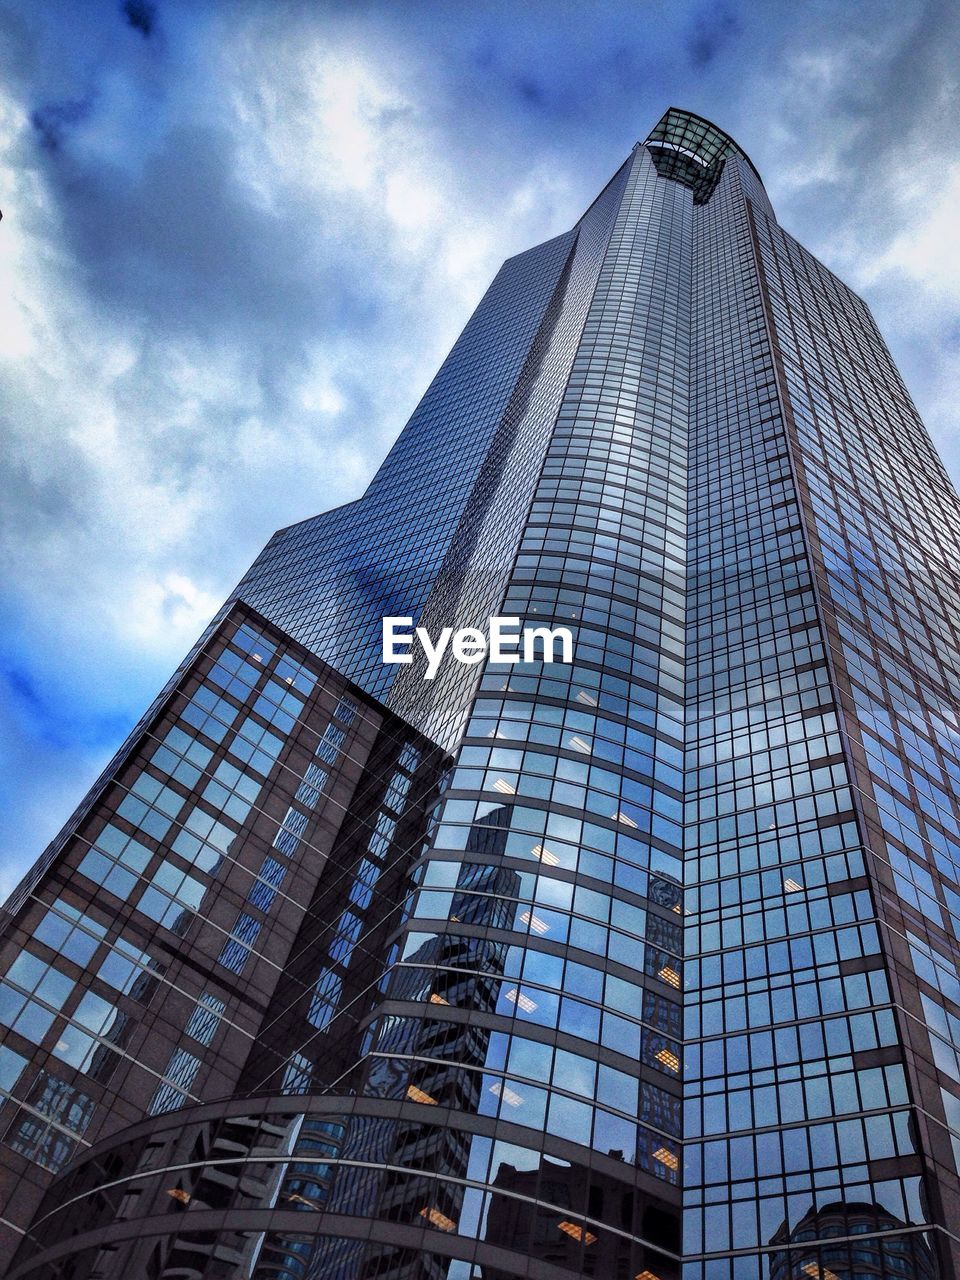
[
  {"x1": 558, "y1": 1220, "x2": 597, "y2": 1244},
  {"x1": 419, "y1": 1206, "x2": 456, "y2": 1232},
  {"x1": 655, "y1": 1048, "x2": 680, "y2": 1073},
  {"x1": 406, "y1": 1084, "x2": 437, "y2": 1105},
  {"x1": 490, "y1": 1080, "x2": 523, "y2": 1107},
  {"x1": 286, "y1": 1191, "x2": 322, "y2": 1209},
  {"x1": 658, "y1": 966, "x2": 681, "y2": 989},
  {"x1": 531, "y1": 844, "x2": 560, "y2": 866},
  {"x1": 652, "y1": 1146, "x2": 678, "y2": 1171},
  {"x1": 505, "y1": 988, "x2": 537, "y2": 1013}
]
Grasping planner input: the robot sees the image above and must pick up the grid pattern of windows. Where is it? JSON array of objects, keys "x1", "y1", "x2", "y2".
[
  {"x1": 235, "y1": 228, "x2": 588, "y2": 699},
  {"x1": 304, "y1": 146, "x2": 692, "y2": 1275},
  {"x1": 0, "y1": 606, "x2": 423, "y2": 1252},
  {"x1": 3, "y1": 111, "x2": 960, "y2": 1280}
]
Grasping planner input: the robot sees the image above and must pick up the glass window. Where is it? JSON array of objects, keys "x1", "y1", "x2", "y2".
[
  {"x1": 0, "y1": 1046, "x2": 27, "y2": 1095},
  {"x1": 33, "y1": 900, "x2": 106, "y2": 965},
  {"x1": 149, "y1": 1048, "x2": 202, "y2": 1116},
  {"x1": 185, "y1": 993, "x2": 226, "y2": 1047}
]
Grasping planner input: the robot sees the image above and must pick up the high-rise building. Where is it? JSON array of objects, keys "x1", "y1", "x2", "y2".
[{"x1": 0, "y1": 107, "x2": 958, "y2": 1280}]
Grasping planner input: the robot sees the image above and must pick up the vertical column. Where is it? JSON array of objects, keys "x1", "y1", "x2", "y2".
[
  {"x1": 754, "y1": 205, "x2": 958, "y2": 1277},
  {"x1": 682, "y1": 155, "x2": 931, "y2": 1278},
  {"x1": 327, "y1": 145, "x2": 691, "y2": 1279}
]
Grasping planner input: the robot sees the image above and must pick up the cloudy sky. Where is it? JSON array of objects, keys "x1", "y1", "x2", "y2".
[{"x1": 1, "y1": 0, "x2": 958, "y2": 897}]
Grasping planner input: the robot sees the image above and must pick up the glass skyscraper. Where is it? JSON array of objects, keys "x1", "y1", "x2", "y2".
[{"x1": 0, "y1": 107, "x2": 957, "y2": 1280}]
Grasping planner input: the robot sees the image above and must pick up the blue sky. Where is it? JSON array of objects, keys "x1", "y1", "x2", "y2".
[{"x1": 1, "y1": 0, "x2": 959, "y2": 898}]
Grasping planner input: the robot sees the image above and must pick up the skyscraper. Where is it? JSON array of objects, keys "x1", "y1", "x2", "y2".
[{"x1": 0, "y1": 105, "x2": 958, "y2": 1279}]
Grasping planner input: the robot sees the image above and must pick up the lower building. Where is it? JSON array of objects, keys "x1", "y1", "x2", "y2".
[{"x1": 0, "y1": 604, "x2": 448, "y2": 1276}]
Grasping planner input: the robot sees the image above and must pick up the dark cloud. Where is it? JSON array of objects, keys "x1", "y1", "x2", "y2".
[
  {"x1": 40, "y1": 123, "x2": 322, "y2": 333},
  {"x1": 122, "y1": 1, "x2": 157, "y2": 37},
  {"x1": 30, "y1": 95, "x2": 94, "y2": 151},
  {"x1": 686, "y1": 3, "x2": 740, "y2": 69},
  {"x1": 516, "y1": 76, "x2": 546, "y2": 106}
]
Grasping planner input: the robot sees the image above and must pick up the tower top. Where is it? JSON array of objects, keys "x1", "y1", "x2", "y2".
[{"x1": 643, "y1": 106, "x2": 763, "y2": 203}]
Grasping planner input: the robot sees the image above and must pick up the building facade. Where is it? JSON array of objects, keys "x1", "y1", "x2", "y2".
[{"x1": 0, "y1": 108, "x2": 958, "y2": 1279}]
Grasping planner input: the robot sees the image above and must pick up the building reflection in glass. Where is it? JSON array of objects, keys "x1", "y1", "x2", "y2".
[{"x1": 768, "y1": 1200, "x2": 939, "y2": 1280}]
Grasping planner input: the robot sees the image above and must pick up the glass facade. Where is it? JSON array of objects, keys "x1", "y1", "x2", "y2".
[{"x1": 1, "y1": 108, "x2": 959, "y2": 1280}]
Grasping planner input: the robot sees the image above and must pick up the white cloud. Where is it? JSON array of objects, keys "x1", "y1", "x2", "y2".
[
  {"x1": 861, "y1": 161, "x2": 960, "y2": 295},
  {"x1": 0, "y1": 10, "x2": 579, "y2": 732},
  {"x1": 295, "y1": 354, "x2": 346, "y2": 415},
  {"x1": 123, "y1": 571, "x2": 223, "y2": 651}
]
